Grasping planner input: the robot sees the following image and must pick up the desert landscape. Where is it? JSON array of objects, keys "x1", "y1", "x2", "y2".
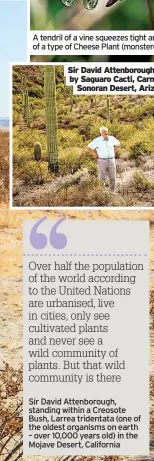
[{"x1": 12, "y1": 65, "x2": 154, "y2": 207}]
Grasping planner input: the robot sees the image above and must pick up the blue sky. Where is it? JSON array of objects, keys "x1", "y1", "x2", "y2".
[{"x1": 0, "y1": 1, "x2": 27, "y2": 117}]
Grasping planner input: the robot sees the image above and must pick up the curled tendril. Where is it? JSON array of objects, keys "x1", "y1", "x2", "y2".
[{"x1": 62, "y1": 0, "x2": 98, "y2": 8}]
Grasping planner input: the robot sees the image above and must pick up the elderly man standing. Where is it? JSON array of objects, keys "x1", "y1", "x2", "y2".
[{"x1": 87, "y1": 126, "x2": 120, "y2": 191}]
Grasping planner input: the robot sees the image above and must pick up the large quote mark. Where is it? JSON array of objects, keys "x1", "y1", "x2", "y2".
[{"x1": 30, "y1": 217, "x2": 67, "y2": 250}]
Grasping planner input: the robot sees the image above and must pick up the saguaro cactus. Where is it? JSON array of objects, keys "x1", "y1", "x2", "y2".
[
  {"x1": 21, "y1": 74, "x2": 26, "y2": 92},
  {"x1": 22, "y1": 84, "x2": 31, "y2": 127},
  {"x1": 22, "y1": 91, "x2": 26, "y2": 119},
  {"x1": 22, "y1": 88, "x2": 28, "y2": 120},
  {"x1": 26, "y1": 94, "x2": 31, "y2": 127},
  {"x1": 44, "y1": 66, "x2": 59, "y2": 173},
  {"x1": 69, "y1": 86, "x2": 78, "y2": 111},
  {"x1": 21, "y1": 74, "x2": 27, "y2": 118},
  {"x1": 106, "y1": 96, "x2": 110, "y2": 123},
  {"x1": 34, "y1": 142, "x2": 42, "y2": 161}
]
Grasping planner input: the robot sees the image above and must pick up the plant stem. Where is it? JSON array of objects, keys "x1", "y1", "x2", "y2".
[{"x1": 146, "y1": 0, "x2": 154, "y2": 30}]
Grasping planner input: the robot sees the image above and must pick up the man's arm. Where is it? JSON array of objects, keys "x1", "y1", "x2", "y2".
[
  {"x1": 114, "y1": 146, "x2": 120, "y2": 153},
  {"x1": 113, "y1": 137, "x2": 120, "y2": 154},
  {"x1": 88, "y1": 147, "x2": 98, "y2": 159},
  {"x1": 87, "y1": 139, "x2": 98, "y2": 159}
]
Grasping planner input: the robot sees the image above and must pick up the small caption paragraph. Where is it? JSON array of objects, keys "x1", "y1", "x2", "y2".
[
  {"x1": 23, "y1": 218, "x2": 149, "y2": 456},
  {"x1": 29, "y1": 31, "x2": 154, "y2": 56},
  {"x1": 64, "y1": 63, "x2": 154, "y2": 94}
]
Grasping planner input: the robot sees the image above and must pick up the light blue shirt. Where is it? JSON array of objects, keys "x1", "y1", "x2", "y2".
[{"x1": 88, "y1": 135, "x2": 120, "y2": 159}]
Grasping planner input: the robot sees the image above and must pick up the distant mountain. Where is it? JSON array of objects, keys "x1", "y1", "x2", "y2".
[{"x1": 0, "y1": 118, "x2": 9, "y2": 131}]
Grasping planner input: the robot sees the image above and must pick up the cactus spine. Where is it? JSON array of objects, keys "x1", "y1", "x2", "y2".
[
  {"x1": 34, "y1": 142, "x2": 42, "y2": 162},
  {"x1": 106, "y1": 96, "x2": 110, "y2": 123},
  {"x1": 44, "y1": 66, "x2": 59, "y2": 173}
]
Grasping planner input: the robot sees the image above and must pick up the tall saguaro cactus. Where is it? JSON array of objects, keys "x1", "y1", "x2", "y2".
[
  {"x1": 106, "y1": 95, "x2": 110, "y2": 123},
  {"x1": 22, "y1": 89, "x2": 28, "y2": 120},
  {"x1": 44, "y1": 66, "x2": 59, "y2": 173},
  {"x1": 26, "y1": 99, "x2": 31, "y2": 128},
  {"x1": 21, "y1": 77, "x2": 31, "y2": 127}
]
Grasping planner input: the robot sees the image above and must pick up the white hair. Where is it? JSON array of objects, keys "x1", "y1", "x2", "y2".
[{"x1": 100, "y1": 126, "x2": 108, "y2": 133}]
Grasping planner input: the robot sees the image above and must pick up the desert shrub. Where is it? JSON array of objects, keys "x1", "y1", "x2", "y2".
[
  {"x1": 79, "y1": 115, "x2": 96, "y2": 139},
  {"x1": 28, "y1": 83, "x2": 43, "y2": 98},
  {"x1": 81, "y1": 159, "x2": 97, "y2": 176},
  {"x1": 129, "y1": 131, "x2": 152, "y2": 159},
  {"x1": 125, "y1": 104, "x2": 146, "y2": 122},
  {"x1": 58, "y1": 113, "x2": 73, "y2": 127},
  {"x1": 13, "y1": 102, "x2": 22, "y2": 113},
  {"x1": 13, "y1": 112, "x2": 23, "y2": 127},
  {"x1": 88, "y1": 121, "x2": 104, "y2": 140},
  {"x1": 143, "y1": 98, "x2": 154, "y2": 117},
  {"x1": 123, "y1": 99, "x2": 154, "y2": 122},
  {"x1": 38, "y1": 180, "x2": 103, "y2": 207},
  {"x1": 30, "y1": 97, "x2": 45, "y2": 109},
  {"x1": 130, "y1": 141, "x2": 148, "y2": 159},
  {"x1": 57, "y1": 169, "x2": 90, "y2": 190},
  {"x1": 133, "y1": 171, "x2": 154, "y2": 191},
  {"x1": 58, "y1": 129, "x2": 83, "y2": 149},
  {"x1": 142, "y1": 117, "x2": 154, "y2": 152},
  {"x1": 17, "y1": 160, "x2": 48, "y2": 184},
  {"x1": 115, "y1": 185, "x2": 137, "y2": 206},
  {"x1": 54, "y1": 181, "x2": 127, "y2": 207},
  {"x1": 30, "y1": 118, "x2": 45, "y2": 130},
  {"x1": 30, "y1": 107, "x2": 45, "y2": 121},
  {"x1": 59, "y1": 149, "x2": 83, "y2": 175},
  {"x1": 13, "y1": 148, "x2": 32, "y2": 168},
  {"x1": 58, "y1": 103, "x2": 71, "y2": 116},
  {"x1": 115, "y1": 124, "x2": 136, "y2": 143},
  {"x1": 59, "y1": 146, "x2": 93, "y2": 176},
  {"x1": 14, "y1": 128, "x2": 47, "y2": 152}
]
